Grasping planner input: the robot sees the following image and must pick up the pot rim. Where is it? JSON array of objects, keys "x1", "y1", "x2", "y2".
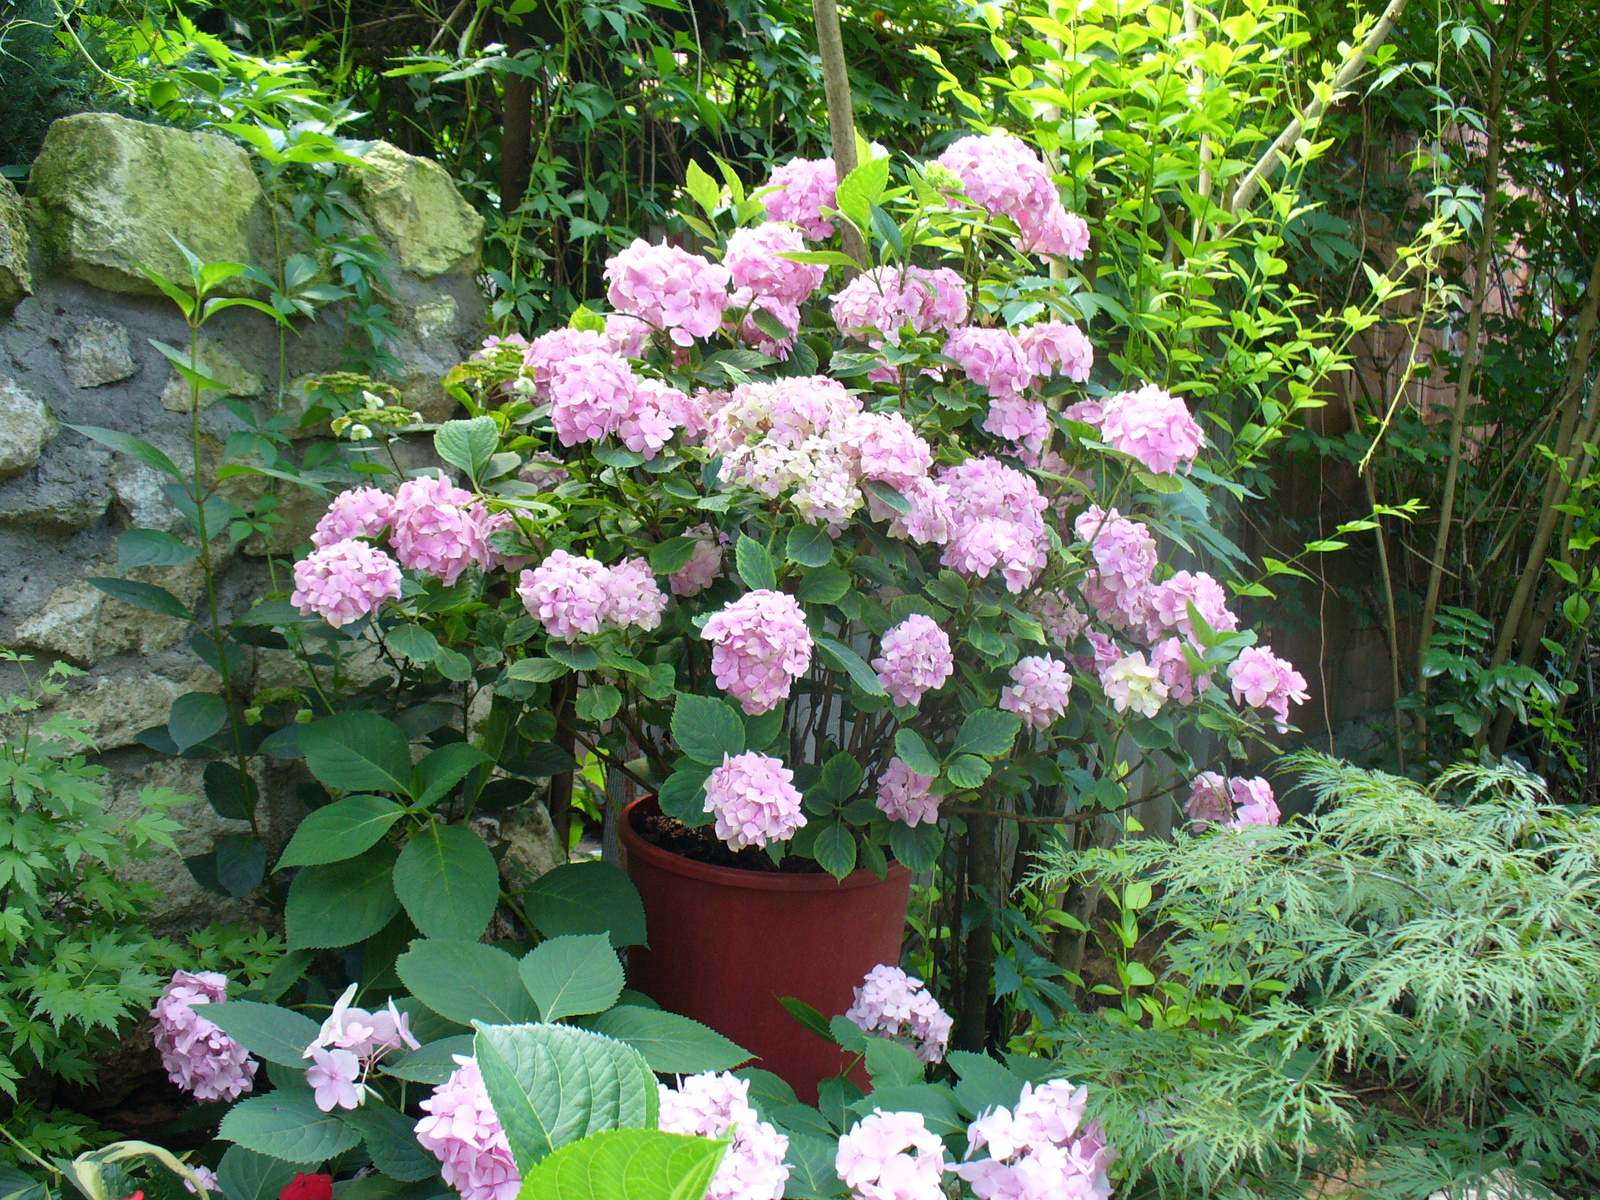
[{"x1": 621, "y1": 795, "x2": 910, "y2": 892}]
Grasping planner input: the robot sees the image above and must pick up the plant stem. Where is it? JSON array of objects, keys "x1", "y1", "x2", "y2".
[{"x1": 811, "y1": 0, "x2": 867, "y2": 268}]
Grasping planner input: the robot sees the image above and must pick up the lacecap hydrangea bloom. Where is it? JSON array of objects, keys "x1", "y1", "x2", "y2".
[
  {"x1": 151, "y1": 970, "x2": 257, "y2": 1103},
  {"x1": 1098, "y1": 384, "x2": 1205, "y2": 475},
  {"x1": 872, "y1": 614, "x2": 955, "y2": 708},
  {"x1": 875, "y1": 759, "x2": 939, "y2": 827},
  {"x1": 760, "y1": 157, "x2": 838, "y2": 241},
  {"x1": 605, "y1": 239, "x2": 732, "y2": 347},
  {"x1": 845, "y1": 964, "x2": 953, "y2": 1064},
  {"x1": 702, "y1": 589, "x2": 814, "y2": 715},
  {"x1": 999, "y1": 656, "x2": 1074, "y2": 731},
  {"x1": 415, "y1": 1056, "x2": 520, "y2": 1200},
  {"x1": 1227, "y1": 646, "x2": 1309, "y2": 731},
  {"x1": 658, "y1": 1072, "x2": 791, "y2": 1200},
  {"x1": 291, "y1": 539, "x2": 403, "y2": 628},
  {"x1": 703, "y1": 751, "x2": 807, "y2": 851},
  {"x1": 1185, "y1": 773, "x2": 1280, "y2": 830},
  {"x1": 934, "y1": 132, "x2": 1090, "y2": 259},
  {"x1": 835, "y1": 1110, "x2": 948, "y2": 1200},
  {"x1": 311, "y1": 486, "x2": 395, "y2": 549},
  {"x1": 954, "y1": 1080, "x2": 1115, "y2": 1200},
  {"x1": 390, "y1": 474, "x2": 499, "y2": 585}
]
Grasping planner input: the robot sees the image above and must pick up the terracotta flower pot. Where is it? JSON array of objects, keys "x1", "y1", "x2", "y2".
[{"x1": 620, "y1": 795, "x2": 911, "y2": 1103}]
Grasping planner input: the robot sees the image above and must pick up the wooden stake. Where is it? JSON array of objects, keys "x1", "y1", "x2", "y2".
[{"x1": 812, "y1": 0, "x2": 869, "y2": 267}]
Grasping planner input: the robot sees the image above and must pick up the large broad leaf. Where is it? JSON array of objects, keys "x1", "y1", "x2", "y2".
[
  {"x1": 515, "y1": 1129, "x2": 727, "y2": 1200},
  {"x1": 780, "y1": 1135, "x2": 848, "y2": 1199},
  {"x1": 523, "y1": 861, "x2": 647, "y2": 948},
  {"x1": 585, "y1": 1007, "x2": 751, "y2": 1074},
  {"x1": 218, "y1": 1092, "x2": 361, "y2": 1163},
  {"x1": 169, "y1": 691, "x2": 228, "y2": 753},
  {"x1": 520, "y1": 934, "x2": 625, "y2": 1023},
  {"x1": 215, "y1": 1146, "x2": 300, "y2": 1200},
  {"x1": 815, "y1": 637, "x2": 887, "y2": 697},
  {"x1": 118, "y1": 528, "x2": 197, "y2": 570},
  {"x1": 952, "y1": 710, "x2": 1022, "y2": 759},
  {"x1": 734, "y1": 534, "x2": 777, "y2": 591},
  {"x1": 473, "y1": 1022, "x2": 658, "y2": 1172},
  {"x1": 203, "y1": 1001, "x2": 321, "y2": 1067},
  {"x1": 285, "y1": 844, "x2": 401, "y2": 950},
  {"x1": 847, "y1": 1084, "x2": 964, "y2": 1135},
  {"x1": 276, "y1": 795, "x2": 405, "y2": 870},
  {"x1": 412, "y1": 742, "x2": 495, "y2": 807},
  {"x1": 396, "y1": 939, "x2": 540, "y2": 1026},
  {"x1": 298, "y1": 712, "x2": 414, "y2": 796},
  {"x1": 340, "y1": 1101, "x2": 440, "y2": 1182},
  {"x1": 381, "y1": 1034, "x2": 475, "y2": 1085},
  {"x1": 86, "y1": 577, "x2": 192, "y2": 622},
  {"x1": 435, "y1": 417, "x2": 499, "y2": 480},
  {"x1": 68, "y1": 425, "x2": 184, "y2": 479},
  {"x1": 946, "y1": 1051, "x2": 1024, "y2": 1117},
  {"x1": 785, "y1": 526, "x2": 833, "y2": 568},
  {"x1": 393, "y1": 823, "x2": 498, "y2": 942},
  {"x1": 863, "y1": 1038, "x2": 925, "y2": 1088},
  {"x1": 670, "y1": 694, "x2": 744, "y2": 767}
]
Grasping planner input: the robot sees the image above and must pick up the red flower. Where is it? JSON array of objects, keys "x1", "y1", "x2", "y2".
[{"x1": 280, "y1": 1175, "x2": 333, "y2": 1200}]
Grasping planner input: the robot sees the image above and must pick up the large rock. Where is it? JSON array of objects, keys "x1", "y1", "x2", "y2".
[
  {"x1": 54, "y1": 669, "x2": 189, "y2": 750},
  {"x1": 0, "y1": 378, "x2": 57, "y2": 479},
  {"x1": 13, "y1": 579, "x2": 101, "y2": 666},
  {"x1": 0, "y1": 438, "x2": 111, "y2": 530},
  {"x1": 29, "y1": 113, "x2": 267, "y2": 296},
  {"x1": 349, "y1": 143, "x2": 483, "y2": 279},
  {"x1": 0, "y1": 176, "x2": 31, "y2": 317},
  {"x1": 63, "y1": 317, "x2": 137, "y2": 387}
]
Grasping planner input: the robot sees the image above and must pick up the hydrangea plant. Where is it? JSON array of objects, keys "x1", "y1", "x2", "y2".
[{"x1": 267, "y1": 130, "x2": 1305, "y2": 888}]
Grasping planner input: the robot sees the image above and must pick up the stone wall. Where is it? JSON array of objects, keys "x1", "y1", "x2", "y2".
[{"x1": 0, "y1": 112, "x2": 489, "y2": 931}]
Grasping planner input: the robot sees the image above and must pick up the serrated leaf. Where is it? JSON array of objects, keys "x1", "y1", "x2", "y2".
[
  {"x1": 507, "y1": 657, "x2": 571, "y2": 682},
  {"x1": 218, "y1": 1092, "x2": 360, "y2": 1163},
  {"x1": 388, "y1": 625, "x2": 440, "y2": 663},
  {"x1": 276, "y1": 794, "x2": 404, "y2": 869},
  {"x1": 734, "y1": 534, "x2": 777, "y2": 591},
  {"x1": 394, "y1": 823, "x2": 499, "y2": 942},
  {"x1": 515, "y1": 1128, "x2": 726, "y2": 1200},
  {"x1": 88, "y1": 577, "x2": 192, "y2": 622},
  {"x1": 523, "y1": 861, "x2": 647, "y2": 947},
  {"x1": 953, "y1": 710, "x2": 1021, "y2": 758},
  {"x1": 398, "y1": 939, "x2": 542, "y2": 1026},
  {"x1": 649, "y1": 537, "x2": 699, "y2": 575},
  {"x1": 204, "y1": 1001, "x2": 322, "y2": 1067},
  {"x1": 585, "y1": 1007, "x2": 752, "y2": 1073},
  {"x1": 299, "y1": 711, "x2": 414, "y2": 795},
  {"x1": 893, "y1": 730, "x2": 941, "y2": 777},
  {"x1": 381, "y1": 1034, "x2": 476, "y2": 1084},
  {"x1": 216, "y1": 1146, "x2": 300, "y2": 1200},
  {"x1": 671, "y1": 693, "x2": 746, "y2": 765},
  {"x1": 520, "y1": 934, "x2": 625, "y2": 1023},
  {"x1": 785, "y1": 526, "x2": 833, "y2": 568},
  {"x1": 340, "y1": 1100, "x2": 440, "y2": 1181},
  {"x1": 169, "y1": 691, "x2": 227, "y2": 753},
  {"x1": 812, "y1": 823, "x2": 856, "y2": 879},
  {"x1": 435, "y1": 417, "x2": 500, "y2": 479},
  {"x1": 118, "y1": 528, "x2": 197, "y2": 570},
  {"x1": 815, "y1": 637, "x2": 888, "y2": 696},
  {"x1": 286, "y1": 844, "x2": 402, "y2": 950}
]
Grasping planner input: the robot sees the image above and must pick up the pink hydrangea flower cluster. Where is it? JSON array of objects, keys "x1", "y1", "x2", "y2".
[
  {"x1": 872, "y1": 614, "x2": 955, "y2": 707},
  {"x1": 658, "y1": 1072, "x2": 791, "y2": 1200},
  {"x1": 1029, "y1": 591, "x2": 1089, "y2": 648},
  {"x1": 1099, "y1": 651, "x2": 1167, "y2": 717},
  {"x1": 702, "y1": 590, "x2": 814, "y2": 714},
  {"x1": 1149, "y1": 637, "x2": 1211, "y2": 706},
  {"x1": 415, "y1": 1056, "x2": 520, "y2": 1200},
  {"x1": 547, "y1": 350, "x2": 640, "y2": 446},
  {"x1": 605, "y1": 239, "x2": 732, "y2": 347},
  {"x1": 1098, "y1": 384, "x2": 1205, "y2": 475},
  {"x1": 301, "y1": 984, "x2": 421, "y2": 1112},
  {"x1": 312, "y1": 486, "x2": 395, "y2": 548},
  {"x1": 670, "y1": 524, "x2": 726, "y2": 596},
  {"x1": 703, "y1": 751, "x2": 807, "y2": 850},
  {"x1": 832, "y1": 267, "x2": 969, "y2": 346},
  {"x1": 876, "y1": 759, "x2": 939, "y2": 827},
  {"x1": 1073, "y1": 506, "x2": 1159, "y2": 630},
  {"x1": 1147, "y1": 570, "x2": 1237, "y2": 645},
  {"x1": 291, "y1": 539, "x2": 403, "y2": 628},
  {"x1": 516, "y1": 550, "x2": 668, "y2": 642},
  {"x1": 953, "y1": 1080, "x2": 1115, "y2": 1200},
  {"x1": 391, "y1": 474, "x2": 501, "y2": 585},
  {"x1": 760, "y1": 157, "x2": 838, "y2": 241},
  {"x1": 521, "y1": 328, "x2": 610, "y2": 393},
  {"x1": 726, "y1": 223, "x2": 827, "y2": 354},
  {"x1": 890, "y1": 458, "x2": 1049, "y2": 593},
  {"x1": 934, "y1": 133, "x2": 1090, "y2": 259},
  {"x1": 704, "y1": 376, "x2": 860, "y2": 455},
  {"x1": 618, "y1": 379, "x2": 694, "y2": 457},
  {"x1": 151, "y1": 971, "x2": 257, "y2": 1103},
  {"x1": 1016, "y1": 321, "x2": 1094, "y2": 383},
  {"x1": 836, "y1": 1110, "x2": 948, "y2": 1200},
  {"x1": 1227, "y1": 646, "x2": 1309, "y2": 731},
  {"x1": 1185, "y1": 773, "x2": 1280, "y2": 830},
  {"x1": 999, "y1": 656, "x2": 1074, "y2": 731},
  {"x1": 845, "y1": 964, "x2": 953, "y2": 1064},
  {"x1": 945, "y1": 327, "x2": 1035, "y2": 401}
]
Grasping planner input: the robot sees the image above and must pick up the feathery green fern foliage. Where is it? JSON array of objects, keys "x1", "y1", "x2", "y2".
[{"x1": 1030, "y1": 752, "x2": 1600, "y2": 1200}]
